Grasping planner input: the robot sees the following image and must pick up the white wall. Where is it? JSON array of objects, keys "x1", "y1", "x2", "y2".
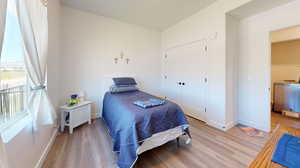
[
  {"x1": 47, "y1": 0, "x2": 61, "y2": 110},
  {"x1": 238, "y1": 0, "x2": 300, "y2": 131},
  {"x1": 60, "y1": 7, "x2": 162, "y2": 117},
  {"x1": 162, "y1": 0, "x2": 251, "y2": 130},
  {"x1": 3, "y1": 1, "x2": 61, "y2": 168},
  {"x1": 225, "y1": 14, "x2": 240, "y2": 128}
]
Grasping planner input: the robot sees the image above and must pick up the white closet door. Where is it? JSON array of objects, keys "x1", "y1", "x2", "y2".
[
  {"x1": 163, "y1": 48, "x2": 182, "y2": 104},
  {"x1": 180, "y1": 41, "x2": 207, "y2": 122},
  {"x1": 163, "y1": 41, "x2": 208, "y2": 122}
]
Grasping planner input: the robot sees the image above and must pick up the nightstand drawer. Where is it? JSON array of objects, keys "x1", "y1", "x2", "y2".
[
  {"x1": 70, "y1": 104, "x2": 91, "y2": 127},
  {"x1": 71, "y1": 104, "x2": 90, "y2": 114},
  {"x1": 60, "y1": 101, "x2": 92, "y2": 134}
]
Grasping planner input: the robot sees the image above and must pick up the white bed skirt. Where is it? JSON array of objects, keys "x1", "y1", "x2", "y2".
[{"x1": 137, "y1": 126, "x2": 187, "y2": 154}]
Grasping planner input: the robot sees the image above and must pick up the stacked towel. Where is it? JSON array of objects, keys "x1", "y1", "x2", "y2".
[
  {"x1": 133, "y1": 98, "x2": 165, "y2": 109},
  {"x1": 272, "y1": 133, "x2": 300, "y2": 168}
]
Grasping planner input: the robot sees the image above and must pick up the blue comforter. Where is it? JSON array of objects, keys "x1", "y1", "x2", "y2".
[{"x1": 102, "y1": 90, "x2": 190, "y2": 168}]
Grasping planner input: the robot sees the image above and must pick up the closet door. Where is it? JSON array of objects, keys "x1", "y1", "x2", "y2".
[
  {"x1": 180, "y1": 41, "x2": 207, "y2": 122},
  {"x1": 162, "y1": 48, "x2": 182, "y2": 104}
]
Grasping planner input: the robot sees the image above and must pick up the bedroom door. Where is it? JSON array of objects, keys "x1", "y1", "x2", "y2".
[{"x1": 163, "y1": 41, "x2": 208, "y2": 122}]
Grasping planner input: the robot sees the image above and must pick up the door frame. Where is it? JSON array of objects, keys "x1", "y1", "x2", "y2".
[{"x1": 268, "y1": 24, "x2": 300, "y2": 131}]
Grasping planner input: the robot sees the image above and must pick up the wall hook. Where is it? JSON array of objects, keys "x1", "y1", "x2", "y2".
[
  {"x1": 114, "y1": 58, "x2": 118, "y2": 64},
  {"x1": 120, "y1": 52, "x2": 124, "y2": 59},
  {"x1": 126, "y1": 58, "x2": 130, "y2": 64}
]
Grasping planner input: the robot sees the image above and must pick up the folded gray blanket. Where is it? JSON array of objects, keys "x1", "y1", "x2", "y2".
[{"x1": 133, "y1": 98, "x2": 165, "y2": 108}]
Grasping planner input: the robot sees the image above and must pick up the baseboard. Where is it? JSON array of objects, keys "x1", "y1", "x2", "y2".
[
  {"x1": 238, "y1": 120, "x2": 269, "y2": 132},
  {"x1": 207, "y1": 120, "x2": 227, "y2": 131},
  {"x1": 224, "y1": 121, "x2": 237, "y2": 131},
  {"x1": 35, "y1": 128, "x2": 58, "y2": 168},
  {"x1": 95, "y1": 112, "x2": 101, "y2": 119},
  {"x1": 207, "y1": 120, "x2": 237, "y2": 131}
]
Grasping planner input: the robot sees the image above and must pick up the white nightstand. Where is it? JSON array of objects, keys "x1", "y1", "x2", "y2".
[{"x1": 60, "y1": 101, "x2": 92, "y2": 134}]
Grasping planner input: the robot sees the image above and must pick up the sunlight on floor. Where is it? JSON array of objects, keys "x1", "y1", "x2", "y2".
[{"x1": 271, "y1": 112, "x2": 300, "y2": 130}]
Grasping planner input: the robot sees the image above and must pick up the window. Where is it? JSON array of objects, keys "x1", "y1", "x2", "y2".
[{"x1": 0, "y1": 0, "x2": 27, "y2": 126}]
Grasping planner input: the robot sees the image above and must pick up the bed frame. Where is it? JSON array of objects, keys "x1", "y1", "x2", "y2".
[{"x1": 137, "y1": 126, "x2": 189, "y2": 154}]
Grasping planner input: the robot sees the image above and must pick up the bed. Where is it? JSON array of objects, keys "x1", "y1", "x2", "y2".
[{"x1": 102, "y1": 83, "x2": 191, "y2": 168}]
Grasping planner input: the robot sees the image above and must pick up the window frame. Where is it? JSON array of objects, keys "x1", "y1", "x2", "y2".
[{"x1": 0, "y1": 0, "x2": 30, "y2": 143}]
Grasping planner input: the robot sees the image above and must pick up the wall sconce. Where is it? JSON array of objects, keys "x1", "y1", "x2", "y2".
[
  {"x1": 41, "y1": 0, "x2": 48, "y2": 7},
  {"x1": 114, "y1": 51, "x2": 130, "y2": 64}
]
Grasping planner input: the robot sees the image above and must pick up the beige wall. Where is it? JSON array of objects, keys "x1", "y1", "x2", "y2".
[
  {"x1": 271, "y1": 26, "x2": 300, "y2": 43},
  {"x1": 272, "y1": 39, "x2": 300, "y2": 65},
  {"x1": 271, "y1": 40, "x2": 300, "y2": 99}
]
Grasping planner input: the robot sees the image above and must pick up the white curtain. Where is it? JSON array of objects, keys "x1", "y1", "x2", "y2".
[
  {"x1": 0, "y1": 0, "x2": 7, "y2": 72},
  {"x1": 0, "y1": 1, "x2": 9, "y2": 167},
  {"x1": 0, "y1": 0, "x2": 8, "y2": 167},
  {"x1": 15, "y1": 0, "x2": 56, "y2": 129},
  {"x1": 0, "y1": 0, "x2": 7, "y2": 57}
]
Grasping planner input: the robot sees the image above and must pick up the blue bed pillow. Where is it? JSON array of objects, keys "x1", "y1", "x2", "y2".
[
  {"x1": 110, "y1": 85, "x2": 138, "y2": 93},
  {"x1": 112, "y1": 77, "x2": 137, "y2": 86}
]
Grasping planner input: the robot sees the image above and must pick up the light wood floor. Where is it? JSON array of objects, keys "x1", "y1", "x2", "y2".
[
  {"x1": 43, "y1": 116, "x2": 276, "y2": 168},
  {"x1": 271, "y1": 112, "x2": 300, "y2": 130},
  {"x1": 249, "y1": 124, "x2": 300, "y2": 168}
]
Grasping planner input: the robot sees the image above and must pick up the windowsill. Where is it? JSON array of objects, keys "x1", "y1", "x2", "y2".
[{"x1": 0, "y1": 113, "x2": 31, "y2": 143}]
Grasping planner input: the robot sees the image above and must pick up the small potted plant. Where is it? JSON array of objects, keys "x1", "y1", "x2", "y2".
[{"x1": 68, "y1": 94, "x2": 80, "y2": 106}]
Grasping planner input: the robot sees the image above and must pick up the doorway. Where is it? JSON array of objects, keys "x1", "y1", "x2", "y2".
[{"x1": 270, "y1": 26, "x2": 300, "y2": 130}]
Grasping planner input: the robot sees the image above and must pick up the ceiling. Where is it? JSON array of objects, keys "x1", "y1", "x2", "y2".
[
  {"x1": 229, "y1": 0, "x2": 295, "y2": 19},
  {"x1": 61, "y1": 0, "x2": 217, "y2": 30}
]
